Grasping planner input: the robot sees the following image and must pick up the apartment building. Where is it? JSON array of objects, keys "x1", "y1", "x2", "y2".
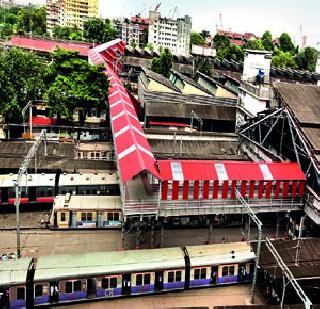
[
  {"x1": 148, "y1": 10, "x2": 192, "y2": 56},
  {"x1": 46, "y1": 0, "x2": 100, "y2": 34}
]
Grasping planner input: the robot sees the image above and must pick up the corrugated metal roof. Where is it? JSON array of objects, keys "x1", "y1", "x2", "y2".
[
  {"x1": 274, "y1": 83, "x2": 320, "y2": 126},
  {"x1": 158, "y1": 160, "x2": 306, "y2": 181},
  {"x1": 89, "y1": 40, "x2": 160, "y2": 183}
]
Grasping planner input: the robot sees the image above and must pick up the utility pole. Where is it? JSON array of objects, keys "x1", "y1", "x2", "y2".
[
  {"x1": 265, "y1": 237, "x2": 312, "y2": 309},
  {"x1": 235, "y1": 189, "x2": 263, "y2": 304},
  {"x1": 15, "y1": 129, "x2": 47, "y2": 258}
]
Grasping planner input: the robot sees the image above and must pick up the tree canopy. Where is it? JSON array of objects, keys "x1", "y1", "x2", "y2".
[
  {"x1": 279, "y1": 33, "x2": 295, "y2": 53},
  {"x1": 296, "y1": 46, "x2": 318, "y2": 71},
  {"x1": 190, "y1": 32, "x2": 205, "y2": 46},
  {"x1": 262, "y1": 31, "x2": 273, "y2": 51},
  {"x1": 244, "y1": 39, "x2": 265, "y2": 51},
  {"x1": 151, "y1": 48, "x2": 173, "y2": 78},
  {"x1": 271, "y1": 50, "x2": 297, "y2": 69},
  {"x1": 0, "y1": 48, "x2": 46, "y2": 122},
  {"x1": 45, "y1": 49, "x2": 109, "y2": 119},
  {"x1": 83, "y1": 18, "x2": 116, "y2": 43}
]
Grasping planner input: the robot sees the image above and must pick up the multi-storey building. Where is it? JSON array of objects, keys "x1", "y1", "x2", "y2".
[
  {"x1": 113, "y1": 15, "x2": 149, "y2": 48},
  {"x1": 148, "y1": 10, "x2": 192, "y2": 56},
  {"x1": 46, "y1": 0, "x2": 100, "y2": 34}
]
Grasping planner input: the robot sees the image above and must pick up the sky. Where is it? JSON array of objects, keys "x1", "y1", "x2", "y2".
[{"x1": 14, "y1": 0, "x2": 320, "y2": 47}]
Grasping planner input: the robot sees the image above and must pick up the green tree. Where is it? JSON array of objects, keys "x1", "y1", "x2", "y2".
[
  {"x1": 225, "y1": 44, "x2": 244, "y2": 61},
  {"x1": 262, "y1": 30, "x2": 274, "y2": 51},
  {"x1": 244, "y1": 39, "x2": 265, "y2": 50},
  {"x1": 190, "y1": 31, "x2": 205, "y2": 46},
  {"x1": 199, "y1": 58, "x2": 212, "y2": 77},
  {"x1": 271, "y1": 50, "x2": 297, "y2": 68},
  {"x1": 0, "y1": 23, "x2": 14, "y2": 39},
  {"x1": 0, "y1": 48, "x2": 46, "y2": 122},
  {"x1": 83, "y1": 18, "x2": 116, "y2": 43},
  {"x1": 45, "y1": 48, "x2": 109, "y2": 120},
  {"x1": 151, "y1": 48, "x2": 173, "y2": 78},
  {"x1": 213, "y1": 34, "x2": 230, "y2": 50},
  {"x1": 146, "y1": 42, "x2": 154, "y2": 52},
  {"x1": 52, "y1": 25, "x2": 71, "y2": 40},
  {"x1": 279, "y1": 33, "x2": 295, "y2": 54},
  {"x1": 296, "y1": 46, "x2": 318, "y2": 71}
]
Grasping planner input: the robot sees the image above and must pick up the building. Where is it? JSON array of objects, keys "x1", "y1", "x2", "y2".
[
  {"x1": 216, "y1": 30, "x2": 257, "y2": 46},
  {"x1": 148, "y1": 10, "x2": 192, "y2": 56},
  {"x1": 113, "y1": 16, "x2": 149, "y2": 48},
  {"x1": 46, "y1": 0, "x2": 100, "y2": 34}
]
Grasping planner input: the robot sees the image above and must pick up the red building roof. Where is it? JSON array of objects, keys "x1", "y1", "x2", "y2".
[
  {"x1": 9, "y1": 36, "x2": 92, "y2": 56},
  {"x1": 88, "y1": 39, "x2": 159, "y2": 183},
  {"x1": 158, "y1": 160, "x2": 306, "y2": 182}
]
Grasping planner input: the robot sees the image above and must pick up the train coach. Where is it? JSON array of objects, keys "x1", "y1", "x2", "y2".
[{"x1": 0, "y1": 242, "x2": 255, "y2": 308}]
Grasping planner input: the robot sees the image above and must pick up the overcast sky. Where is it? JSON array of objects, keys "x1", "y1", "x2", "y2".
[{"x1": 15, "y1": 0, "x2": 320, "y2": 47}]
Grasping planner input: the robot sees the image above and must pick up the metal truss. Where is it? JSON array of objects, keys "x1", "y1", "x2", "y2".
[{"x1": 265, "y1": 237, "x2": 312, "y2": 308}]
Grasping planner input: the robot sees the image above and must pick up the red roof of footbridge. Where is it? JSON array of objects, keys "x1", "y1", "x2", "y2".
[
  {"x1": 88, "y1": 39, "x2": 159, "y2": 183},
  {"x1": 159, "y1": 160, "x2": 306, "y2": 181}
]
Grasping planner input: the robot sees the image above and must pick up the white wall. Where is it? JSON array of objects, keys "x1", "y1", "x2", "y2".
[{"x1": 243, "y1": 52, "x2": 271, "y2": 83}]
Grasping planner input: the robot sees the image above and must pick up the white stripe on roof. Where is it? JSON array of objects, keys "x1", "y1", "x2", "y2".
[
  {"x1": 114, "y1": 124, "x2": 145, "y2": 139},
  {"x1": 109, "y1": 88, "x2": 129, "y2": 99},
  {"x1": 118, "y1": 144, "x2": 136, "y2": 160},
  {"x1": 259, "y1": 164, "x2": 273, "y2": 181},
  {"x1": 171, "y1": 162, "x2": 184, "y2": 181},
  {"x1": 112, "y1": 110, "x2": 137, "y2": 122},
  {"x1": 110, "y1": 98, "x2": 134, "y2": 110},
  {"x1": 214, "y1": 163, "x2": 229, "y2": 181}
]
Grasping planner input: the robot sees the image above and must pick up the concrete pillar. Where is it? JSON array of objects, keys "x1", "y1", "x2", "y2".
[
  {"x1": 208, "y1": 216, "x2": 213, "y2": 244},
  {"x1": 121, "y1": 220, "x2": 125, "y2": 249},
  {"x1": 150, "y1": 219, "x2": 154, "y2": 248},
  {"x1": 136, "y1": 221, "x2": 141, "y2": 249}
]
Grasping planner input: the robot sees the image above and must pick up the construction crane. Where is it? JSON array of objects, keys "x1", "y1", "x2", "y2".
[
  {"x1": 154, "y1": 2, "x2": 161, "y2": 11},
  {"x1": 15, "y1": 129, "x2": 47, "y2": 258}
]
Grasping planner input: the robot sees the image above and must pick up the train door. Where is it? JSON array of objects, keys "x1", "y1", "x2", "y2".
[
  {"x1": 122, "y1": 274, "x2": 131, "y2": 295},
  {"x1": 29, "y1": 187, "x2": 37, "y2": 202},
  {"x1": 49, "y1": 282, "x2": 59, "y2": 303},
  {"x1": 0, "y1": 288, "x2": 9, "y2": 308},
  {"x1": 87, "y1": 278, "x2": 97, "y2": 299},
  {"x1": 1, "y1": 188, "x2": 8, "y2": 204},
  {"x1": 211, "y1": 266, "x2": 218, "y2": 284},
  {"x1": 155, "y1": 271, "x2": 164, "y2": 291},
  {"x1": 238, "y1": 264, "x2": 246, "y2": 282}
]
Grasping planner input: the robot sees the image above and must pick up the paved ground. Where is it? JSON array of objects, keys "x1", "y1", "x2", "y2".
[
  {"x1": 0, "y1": 211, "x2": 49, "y2": 229},
  {"x1": 0, "y1": 226, "x2": 285, "y2": 257},
  {"x1": 60, "y1": 285, "x2": 265, "y2": 308}
]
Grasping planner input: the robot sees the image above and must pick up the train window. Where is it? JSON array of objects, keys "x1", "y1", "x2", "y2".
[
  {"x1": 40, "y1": 191, "x2": 45, "y2": 197},
  {"x1": 73, "y1": 281, "x2": 82, "y2": 292},
  {"x1": 92, "y1": 189, "x2": 97, "y2": 194},
  {"x1": 229, "y1": 266, "x2": 235, "y2": 275},
  {"x1": 201, "y1": 268, "x2": 206, "y2": 279},
  {"x1": 60, "y1": 213, "x2": 66, "y2": 222},
  {"x1": 65, "y1": 282, "x2": 73, "y2": 294},
  {"x1": 222, "y1": 266, "x2": 229, "y2": 277},
  {"x1": 35, "y1": 284, "x2": 43, "y2": 298},
  {"x1": 176, "y1": 271, "x2": 182, "y2": 282},
  {"x1": 87, "y1": 213, "x2": 93, "y2": 221},
  {"x1": 81, "y1": 212, "x2": 93, "y2": 221},
  {"x1": 114, "y1": 212, "x2": 120, "y2": 221},
  {"x1": 17, "y1": 287, "x2": 25, "y2": 300},
  {"x1": 107, "y1": 213, "x2": 114, "y2": 221},
  {"x1": 48, "y1": 190, "x2": 52, "y2": 196},
  {"x1": 136, "y1": 274, "x2": 143, "y2": 286},
  {"x1": 194, "y1": 269, "x2": 200, "y2": 280},
  {"x1": 101, "y1": 278, "x2": 109, "y2": 289},
  {"x1": 168, "y1": 271, "x2": 174, "y2": 283},
  {"x1": 144, "y1": 274, "x2": 150, "y2": 285},
  {"x1": 110, "y1": 278, "x2": 117, "y2": 288}
]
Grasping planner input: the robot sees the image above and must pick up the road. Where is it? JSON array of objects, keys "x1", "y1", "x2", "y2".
[{"x1": 59, "y1": 285, "x2": 265, "y2": 308}]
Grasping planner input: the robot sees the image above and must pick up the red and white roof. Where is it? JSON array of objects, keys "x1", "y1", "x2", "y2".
[
  {"x1": 159, "y1": 160, "x2": 306, "y2": 182},
  {"x1": 88, "y1": 39, "x2": 159, "y2": 183}
]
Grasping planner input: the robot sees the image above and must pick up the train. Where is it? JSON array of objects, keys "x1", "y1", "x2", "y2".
[
  {"x1": 0, "y1": 172, "x2": 120, "y2": 208},
  {"x1": 0, "y1": 242, "x2": 255, "y2": 308}
]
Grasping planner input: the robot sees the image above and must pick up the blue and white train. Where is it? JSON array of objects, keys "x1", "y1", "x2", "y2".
[{"x1": 0, "y1": 242, "x2": 255, "y2": 308}]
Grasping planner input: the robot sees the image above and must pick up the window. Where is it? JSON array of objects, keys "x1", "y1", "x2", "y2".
[
  {"x1": 136, "y1": 274, "x2": 143, "y2": 286},
  {"x1": 194, "y1": 269, "x2": 200, "y2": 280},
  {"x1": 201, "y1": 268, "x2": 207, "y2": 279},
  {"x1": 34, "y1": 284, "x2": 43, "y2": 298},
  {"x1": 17, "y1": 287, "x2": 25, "y2": 300},
  {"x1": 176, "y1": 271, "x2": 182, "y2": 282},
  {"x1": 110, "y1": 278, "x2": 117, "y2": 289},
  {"x1": 87, "y1": 213, "x2": 92, "y2": 221},
  {"x1": 144, "y1": 274, "x2": 150, "y2": 285},
  {"x1": 81, "y1": 212, "x2": 93, "y2": 222},
  {"x1": 229, "y1": 266, "x2": 235, "y2": 276},
  {"x1": 222, "y1": 266, "x2": 228, "y2": 277},
  {"x1": 101, "y1": 278, "x2": 109, "y2": 289},
  {"x1": 73, "y1": 281, "x2": 82, "y2": 292},
  {"x1": 107, "y1": 213, "x2": 113, "y2": 221},
  {"x1": 65, "y1": 282, "x2": 73, "y2": 294},
  {"x1": 60, "y1": 213, "x2": 66, "y2": 222},
  {"x1": 168, "y1": 271, "x2": 174, "y2": 283},
  {"x1": 114, "y1": 212, "x2": 120, "y2": 221}
]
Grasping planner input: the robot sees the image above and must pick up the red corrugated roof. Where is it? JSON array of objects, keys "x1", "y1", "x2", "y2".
[
  {"x1": 158, "y1": 160, "x2": 306, "y2": 181},
  {"x1": 9, "y1": 36, "x2": 91, "y2": 56},
  {"x1": 88, "y1": 39, "x2": 159, "y2": 183}
]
